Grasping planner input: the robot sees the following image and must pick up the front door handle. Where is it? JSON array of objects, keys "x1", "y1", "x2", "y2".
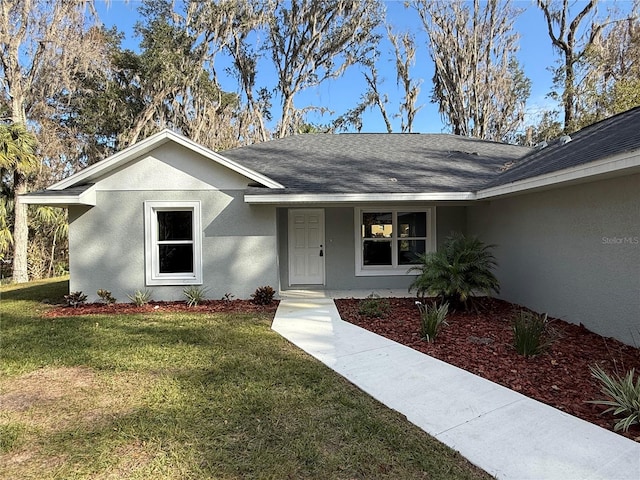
[{"x1": 319, "y1": 244, "x2": 323, "y2": 257}]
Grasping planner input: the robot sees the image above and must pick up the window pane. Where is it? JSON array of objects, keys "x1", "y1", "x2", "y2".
[
  {"x1": 159, "y1": 244, "x2": 193, "y2": 273},
  {"x1": 362, "y1": 212, "x2": 392, "y2": 238},
  {"x1": 398, "y1": 212, "x2": 426, "y2": 238},
  {"x1": 398, "y1": 240, "x2": 426, "y2": 265},
  {"x1": 363, "y1": 240, "x2": 392, "y2": 265},
  {"x1": 158, "y1": 211, "x2": 192, "y2": 241}
]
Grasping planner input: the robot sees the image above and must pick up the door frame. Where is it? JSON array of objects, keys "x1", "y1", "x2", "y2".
[{"x1": 287, "y1": 208, "x2": 325, "y2": 286}]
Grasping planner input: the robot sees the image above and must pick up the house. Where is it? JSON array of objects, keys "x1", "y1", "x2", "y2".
[{"x1": 23, "y1": 107, "x2": 640, "y2": 345}]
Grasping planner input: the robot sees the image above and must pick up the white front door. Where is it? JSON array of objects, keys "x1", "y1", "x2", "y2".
[{"x1": 288, "y1": 209, "x2": 325, "y2": 285}]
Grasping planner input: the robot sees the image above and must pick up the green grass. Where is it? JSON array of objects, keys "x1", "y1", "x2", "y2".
[{"x1": 0, "y1": 279, "x2": 490, "y2": 479}]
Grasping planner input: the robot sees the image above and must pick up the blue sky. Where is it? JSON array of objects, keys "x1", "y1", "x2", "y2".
[{"x1": 96, "y1": 0, "x2": 567, "y2": 134}]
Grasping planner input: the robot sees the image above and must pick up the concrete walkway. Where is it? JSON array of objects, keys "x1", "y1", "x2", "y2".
[{"x1": 272, "y1": 297, "x2": 640, "y2": 480}]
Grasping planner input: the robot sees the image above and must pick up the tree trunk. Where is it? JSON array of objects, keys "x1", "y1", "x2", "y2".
[
  {"x1": 48, "y1": 228, "x2": 58, "y2": 278},
  {"x1": 564, "y1": 56, "x2": 575, "y2": 132},
  {"x1": 278, "y1": 93, "x2": 294, "y2": 138},
  {"x1": 12, "y1": 171, "x2": 29, "y2": 283}
]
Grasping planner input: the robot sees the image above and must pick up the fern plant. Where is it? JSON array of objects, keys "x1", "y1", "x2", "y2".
[
  {"x1": 589, "y1": 364, "x2": 640, "y2": 432},
  {"x1": 408, "y1": 233, "x2": 499, "y2": 310}
]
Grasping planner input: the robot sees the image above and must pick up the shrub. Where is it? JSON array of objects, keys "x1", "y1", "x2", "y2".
[
  {"x1": 96, "y1": 289, "x2": 116, "y2": 304},
  {"x1": 221, "y1": 292, "x2": 235, "y2": 302},
  {"x1": 64, "y1": 291, "x2": 87, "y2": 308},
  {"x1": 416, "y1": 301, "x2": 449, "y2": 342},
  {"x1": 127, "y1": 289, "x2": 152, "y2": 306},
  {"x1": 408, "y1": 233, "x2": 499, "y2": 310},
  {"x1": 589, "y1": 364, "x2": 640, "y2": 432},
  {"x1": 183, "y1": 285, "x2": 208, "y2": 307},
  {"x1": 251, "y1": 286, "x2": 275, "y2": 305},
  {"x1": 512, "y1": 310, "x2": 552, "y2": 357},
  {"x1": 358, "y1": 293, "x2": 390, "y2": 318}
]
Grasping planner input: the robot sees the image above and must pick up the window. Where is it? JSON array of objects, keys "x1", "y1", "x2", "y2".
[
  {"x1": 145, "y1": 201, "x2": 202, "y2": 285},
  {"x1": 355, "y1": 207, "x2": 435, "y2": 276}
]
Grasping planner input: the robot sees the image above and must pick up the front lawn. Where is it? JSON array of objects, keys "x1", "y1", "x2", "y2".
[{"x1": 0, "y1": 279, "x2": 489, "y2": 479}]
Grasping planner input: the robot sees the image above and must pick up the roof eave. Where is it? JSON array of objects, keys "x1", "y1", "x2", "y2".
[
  {"x1": 244, "y1": 192, "x2": 477, "y2": 204},
  {"x1": 21, "y1": 188, "x2": 97, "y2": 207},
  {"x1": 477, "y1": 149, "x2": 640, "y2": 199}
]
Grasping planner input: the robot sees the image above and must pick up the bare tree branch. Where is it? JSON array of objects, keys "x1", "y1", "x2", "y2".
[
  {"x1": 266, "y1": 0, "x2": 383, "y2": 138},
  {"x1": 412, "y1": 0, "x2": 529, "y2": 142}
]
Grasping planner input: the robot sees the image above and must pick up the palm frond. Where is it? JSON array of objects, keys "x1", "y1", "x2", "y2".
[{"x1": 408, "y1": 233, "x2": 499, "y2": 309}]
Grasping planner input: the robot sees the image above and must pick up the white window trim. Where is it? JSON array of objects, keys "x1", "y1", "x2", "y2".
[
  {"x1": 144, "y1": 201, "x2": 203, "y2": 286},
  {"x1": 354, "y1": 206, "x2": 436, "y2": 276}
]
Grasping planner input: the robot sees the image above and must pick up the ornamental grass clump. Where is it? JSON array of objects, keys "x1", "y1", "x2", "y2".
[
  {"x1": 512, "y1": 310, "x2": 553, "y2": 357},
  {"x1": 183, "y1": 285, "x2": 208, "y2": 307},
  {"x1": 589, "y1": 364, "x2": 640, "y2": 432},
  {"x1": 416, "y1": 301, "x2": 449, "y2": 342},
  {"x1": 408, "y1": 233, "x2": 499, "y2": 310}
]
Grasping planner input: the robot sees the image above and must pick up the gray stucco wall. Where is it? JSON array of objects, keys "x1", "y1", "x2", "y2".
[
  {"x1": 467, "y1": 174, "x2": 640, "y2": 346},
  {"x1": 69, "y1": 190, "x2": 278, "y2": 302},
  {"x1": 277, "y1": 205, "x2": 467, "y2": 292}
]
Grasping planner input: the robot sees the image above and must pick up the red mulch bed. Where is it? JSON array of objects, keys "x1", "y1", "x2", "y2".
[
  {"x1": 45, "y1": 299, "x2": 279, "y2": 317},
  {"x1": 335, "y1": 297, "x2": 640, "y2": 441}
]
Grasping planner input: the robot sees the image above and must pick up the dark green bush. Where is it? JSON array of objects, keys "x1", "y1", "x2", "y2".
[
  {"x1": 408, "y1": 233, "x2": 499, "y2": 310},
  {"x1": 251, "y1": 286, "x2": 275, "y2": 305}
]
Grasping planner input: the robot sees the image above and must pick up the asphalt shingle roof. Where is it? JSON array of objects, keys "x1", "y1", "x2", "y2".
[
  {"x1": 488, "y1": 106, "x2": 640, "y2": 188},
  {"x1": 222, "y1": 133, "x2": 529, "y2": 194},
  {"x1": 28, "y1": 107, "x2": 640, "y2": 200}
]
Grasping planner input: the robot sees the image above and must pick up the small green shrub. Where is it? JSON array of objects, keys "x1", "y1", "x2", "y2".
[
  {"x1": 96, "y1": 289, "x2": 116, "y2": 304},
  {"x1": 127, "y1": 289, "x2": 152, "y2": 306},
  {"x1": 358, "y1": 293, "x2": 390, "y2": 318},
  {"x1": 408, "y1": 233, "x2": 499, "y2": 310},
  {"x1": 589, "y1": 364, "x2": 640, "y2": 432},
  {"x1": 417, "y1": 301, "x2": 449, "y2": 342},
  {"x1": 251, "y1": 286, "x2": 275, "y2": 305},
  {"x1": 183, "y1": 285, "x2": 208, "y2": 307},
  {"x1": 64, "y1": 291, "x2": 87, "y2": 308},
  {"x1": 221, "y1": 292, "x2": 235, "y2": 302},
  {"x1": 512, "y1": 310, "x2": 552, "y2": 357}
]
